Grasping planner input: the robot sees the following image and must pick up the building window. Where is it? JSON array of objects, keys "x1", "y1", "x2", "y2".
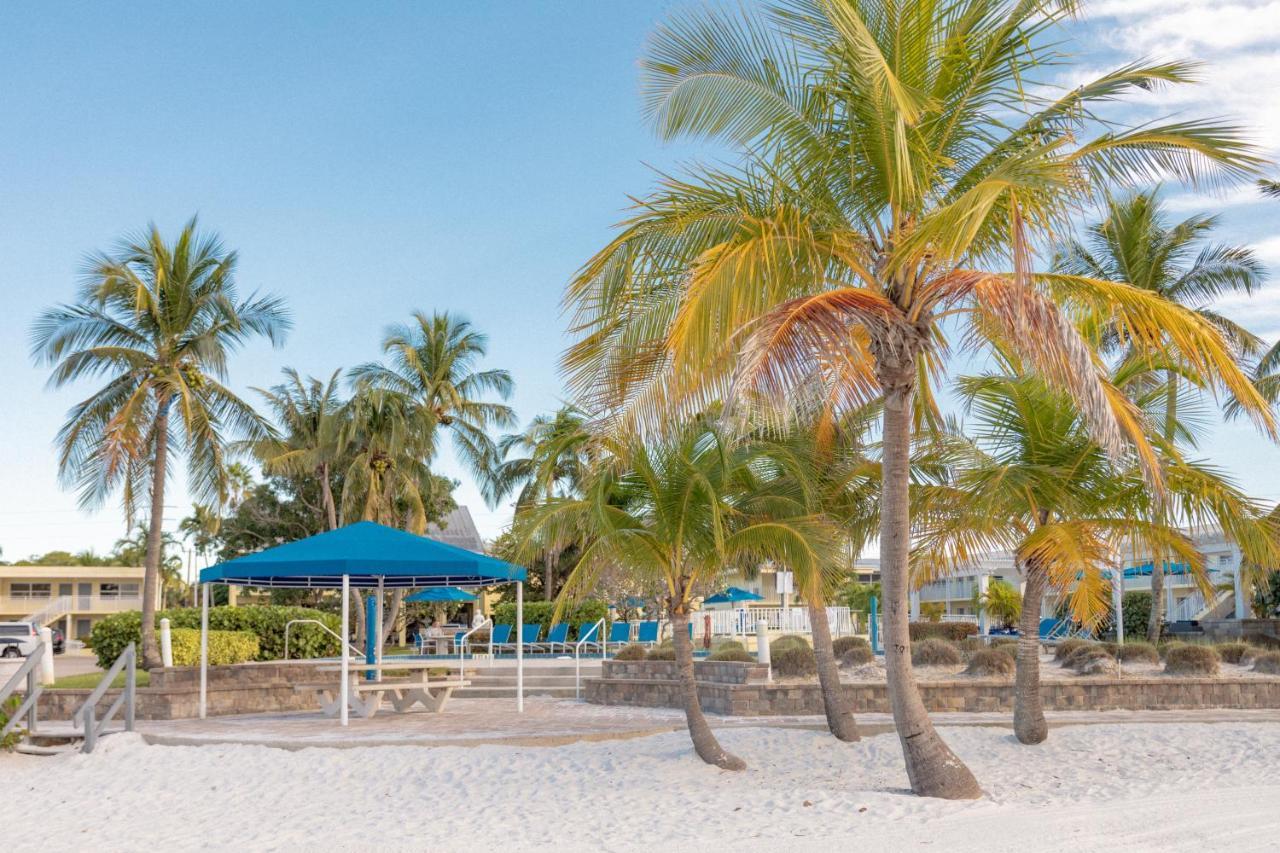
[
  {"x1": 121, "y1": 583, "x2": 140, "y2": 599},
  {"x1": 1218, "y1": 554, "x2": 1231, "y2": 566},
  {"x1": 11, "y1": 582, "x2": 52, "y2": 599},
  {"x1": 100, "y1": 583, "x2": 120, "y2": 599}
]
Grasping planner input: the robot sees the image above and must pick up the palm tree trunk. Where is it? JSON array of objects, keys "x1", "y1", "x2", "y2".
[
  {"x1": 808, "y1": 599, "x2": 859, "y2": 741},
  {"x1": 140, "y1": 398, "x2": 171, "y2": 669},
  {"x1": 320, "y1": 463, "x2": 338, "y2": 531},
  {"x1": 876, "y1": 352, "x2": 981, "y2": 799},
  {"x1": 383, "y1": 589, "x2": 405, "y2": 645},
  {"x1": 1013, "y1": 562, "x2": 1049, "y2": 744},
  {"x1": 543, "y1": 549, "x2": 559, "y2": 601},
  {"x1": 671, "y1": 605, "x2": 745, "y2": 770}
]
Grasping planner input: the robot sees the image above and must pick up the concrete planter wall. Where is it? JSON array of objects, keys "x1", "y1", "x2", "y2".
[{"x1": 585, "y1": 661, "x2": 1280, "y2": 716}]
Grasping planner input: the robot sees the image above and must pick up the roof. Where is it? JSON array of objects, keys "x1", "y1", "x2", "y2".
[
  {"x1": 198, "y1": 521, "x2": 525, "y2": 589},
  {"x1": 426, "y1": 506, "x2": 485, "y2": 554}
]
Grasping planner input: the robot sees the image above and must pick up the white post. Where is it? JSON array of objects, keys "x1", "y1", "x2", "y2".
[
  {"x1": 909, "y1": 590, "x2": 921, "y2": 621},
  {"x1": 340, "y1": 574, "x2": 350, "y2": 727},
  {"x1": 1234, "y1": 565, "x2": 1248, "y2": 619},
  {"x1": 375, "y1": 577, "x2": 384, "y2": 683},
  {"x1": 1114, "y1": 573, "x2": 1125, "y2": 645},
  {"x1": 516, "y1": 580, "x2": 524, "y2": 713},
  {"x1": 160, "y1": 618, "x2": 174, "y2": 668},
  {"x1": 39, "y1": 627, "x2": 55, "y2": 685},
  {"x1": 756, "y1": 619, "x2": 771, "y2": 680},
  {"x1": 199, "y1": 583, "x2": 209, "y2": 719},
  {"x1": 977, "y1": 574, "x2": 990, "y2": 635}
]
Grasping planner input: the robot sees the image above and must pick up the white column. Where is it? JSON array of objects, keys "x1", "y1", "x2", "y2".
[
  {"x1": 159, "y1": 618, "x2": 174, "y2": 668},
  {"x1": 909, "y1": 590, "x2": 920, "y2": 620},
  {"x1": 515, "y1": 580, "x2": 524, "y2": 713},
  {"x1": 340, "y1": 574, "x2": 350, "y2": 727},
  {"x1": 1113, "y1": 573, "x2": 1125, "y2": 645},
  {"x1": 1166, "y1": 582, "x2": 1176, "y2": 622},
  {"x1": 375, "y1": 577, "x2": 384, "y2": 683},
  {"x1": 39, "y1": 627, "x2": 55, "y2": 685},
  {"x1": 756, "y1": 620, "x2": 771, "y2": 680},
  {"x1": 1234, "y1": 566, "x2": 1248, "y2": 619},
  {"x1": 977, "y1": 575, "x2": 990, "y2": 635},
  {"x1": 199, "y1": 583, "x2": 209, "y2": 719}
]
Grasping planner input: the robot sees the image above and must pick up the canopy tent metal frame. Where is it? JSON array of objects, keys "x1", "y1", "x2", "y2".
[{"x1": 197, "y1": 521, "x2": 528, "y2": 726}]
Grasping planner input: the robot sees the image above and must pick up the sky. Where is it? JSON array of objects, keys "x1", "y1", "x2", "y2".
[{"x1": 1, "y1": 0, "x2": 1279, "y2": 565}]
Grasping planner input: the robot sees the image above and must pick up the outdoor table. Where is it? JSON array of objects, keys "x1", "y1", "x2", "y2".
[{"x1": 299, "y1": 660, "x2": 470, "y2": 719}]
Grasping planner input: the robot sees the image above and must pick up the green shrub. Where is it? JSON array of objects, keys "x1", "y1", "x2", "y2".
[
  {"x1": 989, "y1": 637, "x2": 1019, "y2": 650},
  {"x1": 0, "y1": 696, "x2": 23, "y2": 751},
  {"x1": 1215, "y1": 642, "x2": 1254, "y2": 665},
  {"x1": 1097, "y1": 591, "x2": 1162, "y2": 642},
  {"x1": 964, "y1": 647, "x2": 1014, "y2": 676},
  {"x1": 1098, "y1": 641, "x2": 1119, "y2": 656},
  {"x1": 1069, "y1": 645, "x2": 1116, "y2": 675},
  {"x1": 1252, "y1": 651, "x2": 1280, "y2": 675},
  {"x1": 1054, "y1": 638, "x2": 1090, "y2": 662},
  {"x1": 88, "y1": 605, "x2": 341, "y2": 669},
  {"x1": 909, "y1": 622, "x2": 978, "y2": 641},
  {"x1": 492, "y1": 600, "x2": 609, "y2": 641},
  {"x1": 912, "y1": 638, "x2": 962, "y2": 666},
  {"x1": 832, "y1": 635, "x2": 872, "y2": 666},
  {"x1": 771, "y1": 645, "x2": 817, "y2": 678},
  {"x1": 613, "y1": 644, "x2": 648, "y2": 661},
  {"x1": 1117, "y1": 642, "x2": 1159, "y2": 663},
  {"x1": 711, "y1": 639, "x2": 745, "y2": 652},
  {"x1": 646, "y1": 646, "x2": 676, "y2": 661},
  {"x1": 708, "y1": 645, "x2": 754, "y2": 662},
  {"x1": 1164, "y1": 644, "x2": 1220, "y2": 676},
  {"x1": 771, "y1": 634, "x2": 812, "y2": 653},
  {"x1": 169, "y1": 628, "x2": 259, "y2": 666}
]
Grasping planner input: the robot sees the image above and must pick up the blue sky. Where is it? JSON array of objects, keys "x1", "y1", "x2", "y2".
[{"x1": 2, "y1": 1, "x2": 1279, "y2": 563}]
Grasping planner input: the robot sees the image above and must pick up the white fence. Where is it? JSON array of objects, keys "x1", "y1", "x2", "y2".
[{"x1": 705, "y1": 606, "x2": 857, "y2": 636}]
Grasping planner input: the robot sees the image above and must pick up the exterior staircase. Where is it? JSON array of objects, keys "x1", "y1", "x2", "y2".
[
  {"x1": 23, "y1": 595, "x2": 74, "y2": 627},
  {"x1": 453, "y1": 662, "x2": 601, "y2": 700}
]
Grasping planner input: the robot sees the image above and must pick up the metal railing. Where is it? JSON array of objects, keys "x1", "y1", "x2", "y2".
[
  {"x1": 574, "y1": 618, "x2": 605, "y2": 699},
  {"x1": 283, "y1": 619, "x2": 364, "y2": 660},
  {"x1": 13, "y1": 594, "x2": 146, "y2": 626},
  {"x1": 457, "y1": 618, "x2": 492, "y2": 683},
  {"x1": 75, "y1": 642, "x2": 135, "y2": 754},
  {"x1": 0, "y1": 642, "x2": 45, "y2": 743},
  {"x1": 706, "y1": 606, "x2": 855, "y2": 636}
]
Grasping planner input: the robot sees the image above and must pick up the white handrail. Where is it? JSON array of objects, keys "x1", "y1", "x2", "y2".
[
  {"x1": 0, "y1": 642, "x2": 45, "y2": 741},
  {"x1": 283, "y1": 619, "x2": 363, "y2": 660},
  {"x1": 574, "y1": 618, "x2": 606, "y2": 699},
  {"x1": 457, "y1": 618, "x2": 492, "y2": 684}
]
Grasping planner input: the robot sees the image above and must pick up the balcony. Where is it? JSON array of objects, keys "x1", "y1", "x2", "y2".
[{"x1": 0, "y1": 594, "x2": 146, "y2": 620}]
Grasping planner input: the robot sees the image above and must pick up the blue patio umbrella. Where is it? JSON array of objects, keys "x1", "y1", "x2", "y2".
[
  {"x1": 703, "y1": 586, "x2": 765, "y2": 604},
  {"x1": 405, "y1": 587, "x2": 476, "y2": 603},
  {"x1": 615, "y1": 596, "x2": 647, "y2": 608}
]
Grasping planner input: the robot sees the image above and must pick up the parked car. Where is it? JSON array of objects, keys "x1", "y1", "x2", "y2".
[
  {"x1": 0, "y1": 622, "x2": 41, "y2": 657},
  {"x1": 48, "y1": 626, "x2": 65, "y2": 654}
]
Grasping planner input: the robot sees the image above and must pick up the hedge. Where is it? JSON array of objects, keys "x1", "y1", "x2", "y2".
[
  {"x1": 909, "y1": 622, "x2": 978, "y2": 641},
  {"x1": 169, "y1": 628, "x2": 259, "y2": 666},
  {"x1": 492, "y1": 600, "x2": 608, "y2": 642},
  {"x1": 912, "y1": 638, "x2": 962, "y2": 666},
  {"x1": 613, "y1": 644, "x2": 648, "y2": 661},
  {"x1": 87, "y1": 605, "x2": 341, "y2": 669},
  {"x1": 832, "y1": 636, "x2": 872, "y2": 666},
  {"x1": 771, "y1": 645, "x2": 817, "y2": 678},
  {"x1": 964, "y1": 647, "x2": 1014, "y2": 676},
  {"x1": 1164, "y1": 644, "x2": 1220, "y2": 676}
]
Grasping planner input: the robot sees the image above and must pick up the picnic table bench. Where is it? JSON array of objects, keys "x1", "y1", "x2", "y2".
[{"x1": 295, "y1": 660, "x2": 470, "y2": 719}]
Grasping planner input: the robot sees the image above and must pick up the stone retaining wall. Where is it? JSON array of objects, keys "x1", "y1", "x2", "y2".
[{"x1": 585, "y1": 662, "x2": 1280, "y2": 716}]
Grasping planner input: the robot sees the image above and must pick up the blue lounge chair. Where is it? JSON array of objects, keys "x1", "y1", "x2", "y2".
[
  {"x1": 520, "y1": 623, "x2": 545, "y2": 653},
  {"x1": 1038, "y1": 618, "x2": 1073, "y2": 642},
  {"x1": 544, "y1": 623, "x2": 571, "y2": 653},
  {"x1": 488, "y1": 623, "x2": 514, "y2": 653},
  {"x1": 604, "y1": 621, "x2": 632, "y2": 653},
  {"x1": 575, "y1": 622, "x2": 603, "y2": 653},
  {"x1": 636, "y1": 621, "x2": 660, "y2": 646}
]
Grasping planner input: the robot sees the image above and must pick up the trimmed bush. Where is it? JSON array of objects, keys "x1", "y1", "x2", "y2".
[
  {"x1": 1164, "y1": 644, "x2": 1220, "y2": 676},
  {"x1": 647, "y1": 644, "x2": 676, "y2": 661},
  {"x1": 912, "y1": 638, "x2": 962, "y2": 666},
  {"x1": 1, "y1": 696, "x2": 22, "y2": 751},
  {"x1": 1069, "y1": 645, "x2": 1117, "y2": 675},
  {"x1": 771, "y1": 645, "x2": 817, "y2": 678},
  {"x1": 1215, "y1": 642, "x2": 1255, "y2": 665},
  {"x1": 909, "y1": 622, "x2": 978, "y2": 641},
  {"x1": 964, "y1": 647, "x2": 1014, "y2": 676},
  {"x1": 87, "y1": 605, "x2": 341, "y2": 669},
  {"x1": 1252, "y1": 651, "x2": 1280, "y2": 675},
  {"x1": 1117, "y1": 642, "x2": 1159, "y2": 664},
  {"x1": 492, "y1": 600, "x2": 609, "y2": 641},
  {"x1": 169, "y1": 628, "x2": 259, "y2": 666},
  {"x1": 1054, "y1": 638, "x2": 1090, "y2": 662},
  {"x1": 613, "y1": 644, "x2": 648, "y2": 661},
  {"x1": 771, "y1": 634, "x2": 812, "y2": 653},
  {"x1": 989, "y1": 637, "x2": 1020, "y2": 650},
  {"x1": 709, "y1": 645, "x2": 754, "y2": 662},
  {"x1": 832, "y1": 636, "x2": 872, "y2": 666}
]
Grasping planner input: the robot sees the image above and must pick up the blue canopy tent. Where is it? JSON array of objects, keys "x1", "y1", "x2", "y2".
[
  {"x1": 405, "y1": 587, "x2": 477, "y2": 603},
  {"x1": 703, "y1": 586, "x2": 765, "y2": 605},
  {"x1": 197, "y1": 521, "x2": 527, "y2": 725}
]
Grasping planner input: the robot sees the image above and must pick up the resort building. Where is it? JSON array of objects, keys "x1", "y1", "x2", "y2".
[{"x1": 0, "y1": 563, "x2": 151, "y2": 640}]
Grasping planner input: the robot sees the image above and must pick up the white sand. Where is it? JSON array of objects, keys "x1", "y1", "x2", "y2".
[{"x1": 3, "y1": 722, "x2": 1279, "y2": 851}]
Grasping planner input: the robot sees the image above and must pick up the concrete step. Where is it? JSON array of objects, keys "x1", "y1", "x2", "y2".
[
  {"x1": 465, "y1": 674, "x2": 583, "y2": 685},
  {"x1": 454, "y1": 686, "x2": 581, "y2": 699}
]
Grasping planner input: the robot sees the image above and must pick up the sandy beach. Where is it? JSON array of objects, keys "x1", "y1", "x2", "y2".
[{"x1": 3, "y1": 719, "x2": 1278, "y2": 852}]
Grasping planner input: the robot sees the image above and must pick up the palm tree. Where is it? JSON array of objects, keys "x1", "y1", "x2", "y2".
[
  {"x1": 518, "y1": 418, "x2": 836, "y2": 770},
  {"x1": 250, "y1": 368, "x2": 349, "y2": 531},
  {"x1": 351, "y1": 311, "x2": 515, "y2": 480},
  {"x1": 563, "y1": 1, "x2": 1268, "y2": 798},
  {"x1": 31, "y1": 217, "x2": 289, "y2": 667},
  {"x1": 484, "y1": 405, "x2": 593, "y2": 599},
  {"x1": 1056, "y1": 191, "x2": 1267, "y2": 640}
]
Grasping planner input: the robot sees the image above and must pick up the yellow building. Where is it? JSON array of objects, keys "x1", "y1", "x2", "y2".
[{"x1": 0, "y1": 564, "x2": 151, "y2": 640}]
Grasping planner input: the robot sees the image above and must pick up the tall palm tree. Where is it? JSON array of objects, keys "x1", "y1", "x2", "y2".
[
  {"x1": 1057, "y1": 191, "x2": 1267, "y2": 639},
  {"x1": 31, "y1": 217, "x2": 289, "y2": 667},
  {"x1": 517, "y1": 418, "x2": 836, "y2": 770},
  {"x1": 351, "y1": 311, "x2": 515, "y2": 480},
  {"x1": 484, "y1": 405, "x2": 593, "y2": 599},
  {"x1": 563, "y1": 1, "x2": 1269, "y2": 798},
  {"x1": 250, "y1": 368, "x2": 349, "y2": 531}
]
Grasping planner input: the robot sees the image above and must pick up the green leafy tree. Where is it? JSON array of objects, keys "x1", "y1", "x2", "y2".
[{"x1": 30, "y1": 217, "x2": 289, "y2": 666}]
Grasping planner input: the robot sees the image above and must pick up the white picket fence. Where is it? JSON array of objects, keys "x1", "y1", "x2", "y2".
[{"x1": 705, "y1": 606, "x2": 857, "y2": 637}]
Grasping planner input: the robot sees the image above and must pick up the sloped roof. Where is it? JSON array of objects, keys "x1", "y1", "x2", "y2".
[{"x1": 426, "y1": 506, "x2": 485, "y2": 554}]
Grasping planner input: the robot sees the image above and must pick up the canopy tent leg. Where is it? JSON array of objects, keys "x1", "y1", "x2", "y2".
[
  {"x1": 199, "y1": 582, "x2": 209, "y2": 719},
  {"x1": 341, "y1": 574, "x2": 350, "y2": 727},
  {"x1": 516, "y1": 580, "x2": 524, "y2": 713},
  {"x1": 375, "y1": 577, "x2": 384, "y2": 683}
]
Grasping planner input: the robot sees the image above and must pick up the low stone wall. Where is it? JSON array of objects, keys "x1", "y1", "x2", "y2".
[
  {"x1": 38, "y1": 660, "x2": 344, "y2": 721},
  {"x1": 602, "y1": 660, "x2": 769, "y2": 685},
  {"x1": 1201, "y1": 619, "x2": 1280, "y2": 647},
  {"x1": 585, "y1": 662, "x2": 1280, "y2": 716}
]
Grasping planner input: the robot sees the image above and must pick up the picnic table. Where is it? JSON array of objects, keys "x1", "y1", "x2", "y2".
[{"x1": 294, "y1": 660, "x2": 470, "y2": 719}]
